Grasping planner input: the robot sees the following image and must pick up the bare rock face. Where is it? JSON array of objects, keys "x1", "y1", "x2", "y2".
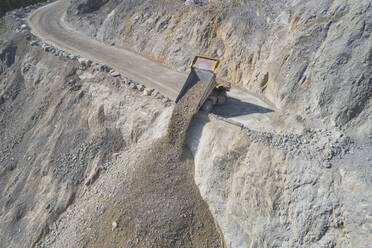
[
  {"x1": 0, "y1": 33, "x2": 166, "y2": 248},
  {"x1": 65, "y1": 0, "x2": 371, "y2": 134},
  {"x1": 60, "y1": 0, "x2": 372, "y2": 247},
  {"x1": 1, "y1": 0, "x2": 371, "y2": 247},
  {"x1": 73, "y1": 0, "x2": 109, "y2": 14},
  {"x1": 186, "y1": 119, "x2": 371, "y2": 248},
  {"x1": 270, "y1": 0, "x2": 372, "y2": 129},
  {"x1": 0, "y1": 36, "x2": 17, "y2": 67},
  {"x1": 0, "y1": 0, "x2": 47, "y2": 17}
]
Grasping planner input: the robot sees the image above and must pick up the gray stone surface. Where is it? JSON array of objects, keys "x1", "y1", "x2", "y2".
[
  {"x1": 72, "y1": 0, "x2": 108, "y2": 14},
  {"x1": 66, "y1": 0, "x2": 371, "y2": 134},
  {"x1": 187, "y1": 118, "x2": 371, "y2": 248},
  {"x1": 0, "y1": 41, "x2": 17, "y2": 67},
  {"x1": 0, "y1": 32, "x2": 168, "y2": 248},
  {"x1": 63, "y1": 0, "x2": 372, "y2": 247},
  {"x1": 135, "y1": 84, "x2": 144, "y2": 91},
  {"x1": 110, "y1": 70, "x2": 120, "y2": 77},
  {"x1": 1, "y1": 0, "x2": 371, "y2": 247}
]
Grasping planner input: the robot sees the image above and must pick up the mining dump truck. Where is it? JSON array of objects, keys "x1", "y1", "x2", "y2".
[{"x1": 175, "y1": 56, "x2": 230, "y2": 112}]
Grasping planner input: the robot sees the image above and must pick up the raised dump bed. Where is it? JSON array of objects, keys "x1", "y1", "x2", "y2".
[{"x1": 175, "y1": 56, "x2": 221, "y2": 111}]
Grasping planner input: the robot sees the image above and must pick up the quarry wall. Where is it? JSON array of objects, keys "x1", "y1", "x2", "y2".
[{"x1": 0, "y1": 0, "x2": 371, "y2": 247}]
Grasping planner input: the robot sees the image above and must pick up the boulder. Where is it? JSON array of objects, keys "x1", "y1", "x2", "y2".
[
  {"x1": 143, "y1": 88, "x2": 153, "y2": 96},
  {"x1": 124, "y1": 79, "x2": 132, "y2": 85},
  {"x1": 184, "y1": 0, "x2": 199, "y2": 6},
  {"x1": 151, "y1": 89, "x2": 160, "y2": 98},
  {"x1": 98, "y1": 64, "x2": 110, "y2": 72},
  {"x1": 41, "y1": 43, "x2": 51, "y2": 52},
  {"x1": 22, "y1": 63, "x2": 32, "y2": 73},
  {"x1": 78, "y1": 57, "x2": 89, "y2": 67},
  {"x1": 111, "y1": 71, "x2": 120, "y2": 77},
  {"x1": 136, "y1": 84, "x2": 144, "y2": 91},
  {"x1": 30, "y1": 40, "x2": 39, "y2": 46},
  {"x1": 162, "y1": 97, "x2": 170, "y2": 103}
]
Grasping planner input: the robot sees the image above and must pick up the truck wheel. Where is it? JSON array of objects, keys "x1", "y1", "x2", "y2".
[
  {"x1": 201, "y1": 99, "x2": 214, "y2": 113},
  {"x1": 217, "y1": 90, "x2": 227, "y2": 105}
]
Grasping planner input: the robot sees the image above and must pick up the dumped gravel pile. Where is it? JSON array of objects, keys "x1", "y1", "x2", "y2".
[
  {"x1": 78, "y1": 82, "x2": 224, "y2": 247},
  {"x1": 167, "y1": 81, "x2": 208, "y2": 151}
]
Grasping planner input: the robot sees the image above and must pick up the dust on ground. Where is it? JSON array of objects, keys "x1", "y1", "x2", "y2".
[{"x1": 83, "y1": 82, "x2": 225, "y2": 247}]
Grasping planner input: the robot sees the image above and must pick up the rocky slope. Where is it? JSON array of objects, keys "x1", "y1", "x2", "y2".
[
  {"x1": 0, "y1": 0, "x2": 371, "y2": 248},
  {"x1": 2, "y1": 30, "x2": 215, "y2": 247},
  {"x1": 39, "y1": 73, "x2": 226, "y2": 248},
  {"x1": 66, "y1": 0, "x2": 371, "y2": 133},
  {"x1": 188, "y1": 118, "x2": 371, "y2": 247},
  {"x1": 63, "y1": 0, "x2": 372, "y2": 246},
  {"x1": 0, "y1": 0, "x2": 47, "y2": 17}
]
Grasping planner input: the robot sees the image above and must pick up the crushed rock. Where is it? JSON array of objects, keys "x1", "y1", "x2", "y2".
[{"x1": 39, "y1": 81, "x2": 225, "y2": 247}]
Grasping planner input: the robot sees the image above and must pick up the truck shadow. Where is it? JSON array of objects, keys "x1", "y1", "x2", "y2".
[
  {"x1": 212, "y1": 97, "x2": 274, "y2": 118},
  {"x1": 186, "y1": 96, "x2": 274, "y2": 154}
]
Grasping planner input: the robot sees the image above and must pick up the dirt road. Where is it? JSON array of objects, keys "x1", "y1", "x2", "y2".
[
  {"x1": 28, "y1": 0, "x2": 276, "y2": 128},
  {"x1": 28, "y1": 0, "x2": 185, "y2": 99}
]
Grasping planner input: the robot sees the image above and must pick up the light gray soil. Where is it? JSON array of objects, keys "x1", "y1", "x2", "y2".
[
  {"x1": 1, "y1": 1, "x2": 371, "y2": 247},
  {"x1": 79, "y1": 82, "x2": 224, "y2": 247}
]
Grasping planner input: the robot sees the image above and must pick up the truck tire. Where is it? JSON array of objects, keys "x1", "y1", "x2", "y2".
[{"x1": 217, "y1": 90, "x2": 227, "y2": 105}]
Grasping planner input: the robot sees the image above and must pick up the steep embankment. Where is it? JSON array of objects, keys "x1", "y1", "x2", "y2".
[
  {"x1": 62, "y1": 0, "x2": 372, "y2": 247},
  {"x1": 188, "y1": 120, "x2": 371, "y2": 247},
  {"x1": 66, "y1": 0, "x2": 371, "y2": 133},
  {"x1": 0, "y1": 31, "x2": 197, "y2": 247},
  {"x1": 1, "y1": 1, "x2": 371, "y2": 248},
  {"x1": 39, "y1": 81, "x2": 225, "y2": 248},
  {"x1": 0, "y1": 0, "x2": 46, "y2": 17}
]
